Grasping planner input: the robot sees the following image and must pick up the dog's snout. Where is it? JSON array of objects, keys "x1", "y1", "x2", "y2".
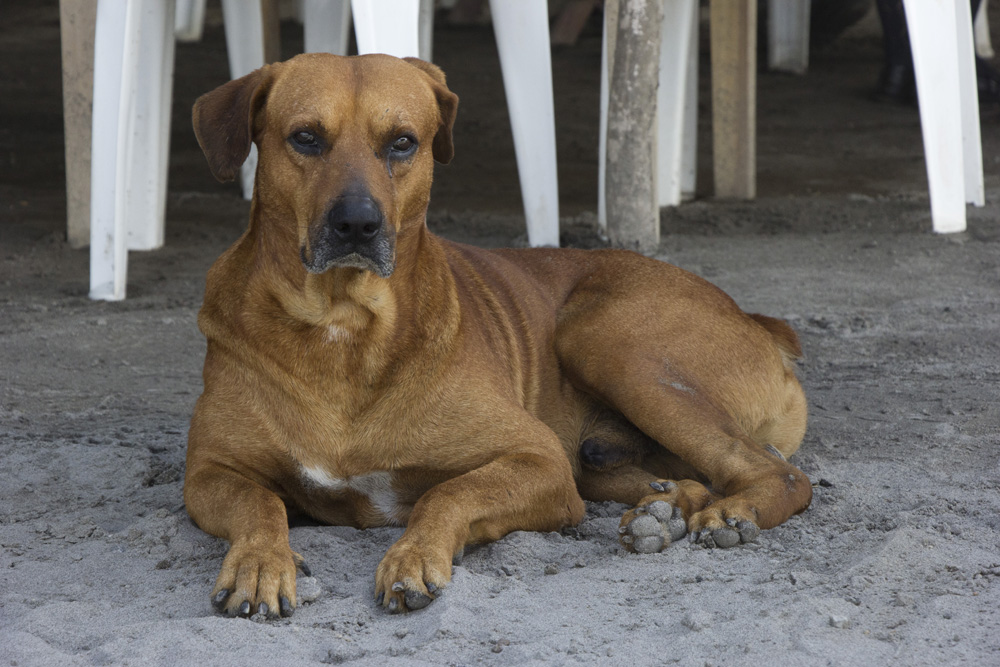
[
  {"x1": 304, "y1": 192, "x2": 395, "y2": 277},
  {"x1": 327, "y1": 196, "x2": 383, "y2": 243}
]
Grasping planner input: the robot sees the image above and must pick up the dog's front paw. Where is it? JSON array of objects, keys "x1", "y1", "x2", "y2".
[
  {"x1": 211, "y1": 539, "x2": 304, "y2": 619},
  {"x1": 375, "y1": 538, "x2": 451, "y2": 613}
]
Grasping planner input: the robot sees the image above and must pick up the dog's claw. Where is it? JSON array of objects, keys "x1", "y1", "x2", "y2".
[
  {"x1": 212, "y1": 589, "x2": 229, "y2": 611},
  {"x1": 279, "y1": 596, "x2": 294, "y2": 617},
  {"x1": 238, "y1": 600, "x2": 251, "y2": 617},
  {"x1": 650, "y1": 480, "x2": 678, "y2": 493},
  {"x1": 381, "y1": 579, "x2": 440, "y2": 613}
]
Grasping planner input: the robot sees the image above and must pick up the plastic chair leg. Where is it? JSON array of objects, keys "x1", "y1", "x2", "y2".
[
  {"x1": 598, "y1": 13, "x2": 609, "y2": 231},
  {"x1": 419, "y1": 0, "x2": 434, "y2": 62},
  {"x1": 312, "y1": 1, "x2": 431, "y2": 59},
  {"x1": 904, "y1": 0, "x2": 983, "y2": 233},
  {"x1": 351, "y1": 0, "x2": 420, "y2": 57},
  {"x1": 90, "y1": 0, "x2": 132, "y2": 300},
  {"x1": 657, "y1": 0, "x2": 698, "y2": 208},
  {"x1": 956, "y1": 3, "x2": 985, "y2": 210},
  {"x1": 680, "y1": 7, "x2": 699, "y2": 201},
  {"x1": 220, "y1": 0, "x2": 267, "y2": 200},
  {"x1": 974, "y1": 0, "x2": 993, "y2": 59},
  {"x1": 767, "y1": 0, "x2": 810, "y2": 74},
  {"x1": 90, "y1": 0, "x2": 175, "y2": 300},
  {"x1": 491, "y1": 0, "x2": 560, "y2": 247},
  {"x1": 126, "y1": 0, "x2": 176, "y2": 252},
  {"x1": 174, "y1": 0, "x2": 206, "y2": 42},
  {"x1": 303, "y1": 0, "x2": 351, "y2": 55}
]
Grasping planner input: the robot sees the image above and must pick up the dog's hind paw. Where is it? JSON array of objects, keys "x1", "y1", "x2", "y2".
[
  {"x1": 618, "y1": 500, "x2": 687, "y2": 553},
  {"x1": 688, "y1": 518, "x2": 760, "y2": 549}
]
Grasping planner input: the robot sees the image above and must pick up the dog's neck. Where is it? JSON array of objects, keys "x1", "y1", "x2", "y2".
[
  {"x1": 279, "y1": 265, "x2": 397, "y2": 336},
  {"x1": 245, "y1": 208, "x2": 460, "y2": 361}
]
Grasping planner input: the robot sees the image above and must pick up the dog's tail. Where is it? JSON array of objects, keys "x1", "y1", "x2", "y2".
[{"x1": 748, "y1": 314, "x2": 802, "y2": 367}]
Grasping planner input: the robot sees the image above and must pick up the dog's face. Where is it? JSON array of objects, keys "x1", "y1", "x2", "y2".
[{"x1": 193, "y1": 53, "x2": 458, "y2": 278}]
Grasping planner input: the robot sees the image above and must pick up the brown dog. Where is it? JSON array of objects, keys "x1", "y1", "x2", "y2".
[{"x1": 185, "y1": 53, "x2": 811, "y2": 618}]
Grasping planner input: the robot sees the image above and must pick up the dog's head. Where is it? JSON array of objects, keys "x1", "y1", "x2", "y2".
[{"x1": 193, "y1": 53, "x2": 458, "y2": 279}]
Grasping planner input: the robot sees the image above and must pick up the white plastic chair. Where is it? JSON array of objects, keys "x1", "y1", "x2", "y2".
[
  {"x1": 85, "y1": 0, "x2": 560, "y2": 300},
  {"x1": 904, "y1": 0, "x2": 984, "y2": 233},
  {"x1": 174, "y1": 0, "x2": 206, "y2": 42},
  {"x1": 768, "y1": 0, "x2": 810, "y2": 74},
  {"x1": 769, "y1": 0, "x2": 984, "y2": 232},
  {"x1": 87, "y1": 0, "x2": 273, "y2": 300},
  {"x1": 974, "y1": 1, "x2": 993, "y2": 59},
  {"x1": 599, "y1": 0, "x2": 984, "y2": 237},
  {"x1": 89, "y1": 0, "x2": 177, "y2": 300}
]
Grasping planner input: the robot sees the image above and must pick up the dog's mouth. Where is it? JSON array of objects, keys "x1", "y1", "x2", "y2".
[{"x1": 301, "y1": 237, "x2": 395, "y2": 278}]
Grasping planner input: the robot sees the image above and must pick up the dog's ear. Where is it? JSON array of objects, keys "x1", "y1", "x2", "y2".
[
  {"x1": 192, "y1": 66, "x2": 273, "y2": 182},
  {"x1": 404, "y1": 58, "x2": 459, "y2": 164}
]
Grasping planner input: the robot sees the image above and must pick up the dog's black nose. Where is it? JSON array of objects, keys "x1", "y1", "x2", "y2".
[{"x1": 327, "y1": 196, "x2": 383, "y2": 243}]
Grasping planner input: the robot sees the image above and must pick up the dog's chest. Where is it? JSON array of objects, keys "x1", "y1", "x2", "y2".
[{"x1": 294, "y1": 464, "x2": 410, "y2": 527}]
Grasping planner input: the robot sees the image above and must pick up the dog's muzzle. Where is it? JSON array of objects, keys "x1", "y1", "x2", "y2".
[{"x1": 302, "y1": 194, "x2": 395, "y2": 278}]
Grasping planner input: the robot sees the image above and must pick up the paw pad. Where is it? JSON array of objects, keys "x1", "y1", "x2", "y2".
[
  {"x1": 689, "y1": 519, "x2": 760, "y2": 548},
  {"x1": 619, "y1": 501, "x2": 687, "y2": 553}
]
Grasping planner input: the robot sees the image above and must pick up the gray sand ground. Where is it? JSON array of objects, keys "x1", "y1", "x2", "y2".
[{"x1": 2, "y1": 3, "x2": 999, "y2": 665}]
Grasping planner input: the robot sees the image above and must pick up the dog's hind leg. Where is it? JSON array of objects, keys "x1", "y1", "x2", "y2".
[
  {"x1": 578, "y1": 379, "x2": 809, "y2": 551},
  {"x1": 578, "y1": 463, "x2": 659, "y2": 505},
  {"x1": 556, "y1": 290, "x2": 811, "y2": 551}
]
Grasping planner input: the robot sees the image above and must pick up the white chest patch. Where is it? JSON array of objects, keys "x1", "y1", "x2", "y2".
[
  {"x1": 300, "y1": 466, "x2": 403, "y2": 524},
  {"x1": 324, "y1": 325, "x2": 350, "y2": 343}
]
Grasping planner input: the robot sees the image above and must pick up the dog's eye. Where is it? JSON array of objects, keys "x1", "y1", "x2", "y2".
[
  {"x1": 390, "y1": 135, "x2": 416, "y2": 156},
  {"x1": 290, "y1": 130, "x2": 321, "y2": 155}
]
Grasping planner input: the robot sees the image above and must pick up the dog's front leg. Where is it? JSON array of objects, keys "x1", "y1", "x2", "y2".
[
  {"x1": 375, "y1": 449, "x2": 585, "y2": 613},
  {"x1": 184, "y1": 464, "x2": 301, "y2": 618}
]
